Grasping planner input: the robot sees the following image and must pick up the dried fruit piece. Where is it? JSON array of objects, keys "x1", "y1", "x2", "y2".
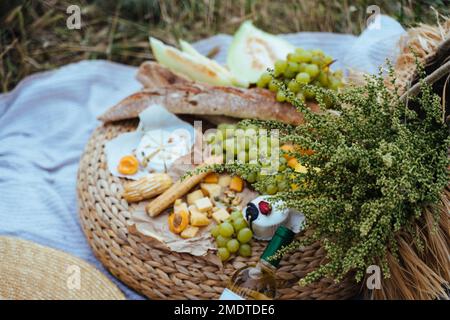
[
  {"x1": 118, "y1": 155, "x2": 139, "y2": 175},
  {"x1": 203, "y1": 172, "x2": 219, "y2": 183},
  {"x1": 168, "y1": 210, "x2": 189, "y2": 234},
  {"x1": 229, "y1": 176, "x2": 244, "y2": 192}
]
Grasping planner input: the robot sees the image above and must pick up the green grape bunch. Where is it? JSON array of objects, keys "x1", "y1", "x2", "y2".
[
  {"x1": 205, "y1": 123, "x2": 295, "y2": 195},
  {"x1": 212, "y1": 211, "x2": 254, "y2": 261},
  {"x1": 256, "y1": 48, "x2": 343, "y2": 103}
]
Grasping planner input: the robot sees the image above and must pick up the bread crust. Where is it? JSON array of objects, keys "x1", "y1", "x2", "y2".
[{"x1": 98, "y1": 62, "x2": 319, "y2": 125}]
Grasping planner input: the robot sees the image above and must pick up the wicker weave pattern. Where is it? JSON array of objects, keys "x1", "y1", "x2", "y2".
[{"x1": 76, "y1": 120, "x2": 359, "y2": 300}]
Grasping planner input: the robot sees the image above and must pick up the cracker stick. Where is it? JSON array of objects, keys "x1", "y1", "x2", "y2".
[{"x1": 145, "y1": 156, "x2": 221, "y2": 217}]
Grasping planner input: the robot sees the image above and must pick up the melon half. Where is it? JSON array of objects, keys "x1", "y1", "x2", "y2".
[
  {"x1": 150, "y1": 37, "x2": 247, "y2": 87},
  {"x1": 226, "y1": 21, "x2": 295, "y2": 84}
]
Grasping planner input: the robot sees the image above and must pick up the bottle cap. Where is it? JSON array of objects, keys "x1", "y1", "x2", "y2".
[{"x1": 260, "y1": 225, "x2": 295, "y2": 268}]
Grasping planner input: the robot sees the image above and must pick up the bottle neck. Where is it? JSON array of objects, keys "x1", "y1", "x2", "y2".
[
  {"x1": 259, "y1": 226, "x2": 295, "y2": 268},
  {"x1": 257, "y1": 259, "x2": 277, "y2": 274}
]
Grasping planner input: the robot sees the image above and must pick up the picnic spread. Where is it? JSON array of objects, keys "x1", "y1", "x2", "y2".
[{"x1": 1, "y1": 14, "x2": 448, "y2": 300}]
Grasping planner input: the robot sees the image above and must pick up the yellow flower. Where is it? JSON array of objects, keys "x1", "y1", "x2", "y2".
[
  {"x1": 294, "y1": 163, "x2": 308, "y2": 173},
  {"x1": 287, "y1": 158, "x2": 309, "y2": 173}
]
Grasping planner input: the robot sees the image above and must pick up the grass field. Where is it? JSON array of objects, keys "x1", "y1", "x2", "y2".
[{"x1": 1, "y1": 0, "x2": 449, "y2": 92}]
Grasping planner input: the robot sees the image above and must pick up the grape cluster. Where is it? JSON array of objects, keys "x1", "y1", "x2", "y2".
[
  {"x1": 256, "y1": 48, "x2": 343, "y2": 102},
  {"x1": 208, "y1": 123, "x2": 273, "y2": 162},
  {"x1": 207, "y1": 124, "x2": 295, "y2": 195},
  {"x1": 211, "y1": 211, "x2": 253, "y2": 261}
]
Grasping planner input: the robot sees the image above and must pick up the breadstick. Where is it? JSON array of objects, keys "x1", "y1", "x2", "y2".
[{"x1": 145, "y1": 156, "x2": 221, "y2": 217}]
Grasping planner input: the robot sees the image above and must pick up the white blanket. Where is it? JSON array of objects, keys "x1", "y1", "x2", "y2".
[{"x1": 0, "y1": 15, "x2": 404, "y2": 299}]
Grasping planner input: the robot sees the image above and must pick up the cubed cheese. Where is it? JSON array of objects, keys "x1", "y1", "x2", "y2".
[
  {"x1": 174, "y1": 201, "x2": 189, "y2": 214},
  {"x1": 181, "y1": 226, "x2": 199, "y2": 239},
  {"x1": 187, "y1": 189, "x2": 204, "y2": 205},
  {"x1": 218, "y1": 174, "x2": 232, "y2": 187},
  {"x1": 212, "y1": 208, "x2": 231, "y2": 224},
  {"x1": 194, "y1": 197, "x2": 213, "y2": 212},
  {"x1": 188, "y1": 204, "x2": 201, "y2": 215},
  {"x1": 200, "y1": 183, "x2": 222, "y2": 199},
  {"x1": 189, "y1": 209, "x2": 211, "y2": 227}
]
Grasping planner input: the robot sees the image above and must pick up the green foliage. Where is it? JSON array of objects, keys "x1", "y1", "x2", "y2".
[{"x1": 214, "y1": 65, "x2": 449, "y2": 284}]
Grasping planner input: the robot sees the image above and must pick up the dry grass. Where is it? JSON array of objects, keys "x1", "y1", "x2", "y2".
[{"x1": 1, "y1": 0, "x2": 449, "y2": 92}]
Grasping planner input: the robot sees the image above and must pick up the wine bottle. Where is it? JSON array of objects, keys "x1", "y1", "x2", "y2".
[{"x1": 219, "y1": 225, "x2": 295, "y2": 300}]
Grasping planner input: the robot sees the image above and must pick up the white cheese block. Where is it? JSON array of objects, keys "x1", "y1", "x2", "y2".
[
  {"x1": 136, "y1": 128, "x2": 191, "y2": 173},
  {"x1": 187, "y1": 190, "x2": 205, "y2": 205},
  {"x1": 194, "y1": 197, "x2": 213, "y2": 213},
  {"x1": 212, "y1": 208, "x2": 230, "y2": 223}
]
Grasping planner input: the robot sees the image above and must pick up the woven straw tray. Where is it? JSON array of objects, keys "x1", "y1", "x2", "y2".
[
  {"x1": 0, "y1": 236, "x2": 124, "y2": 300},
  {"x1": 77, "y1": 119, "x2": 360, "y2": 299}
]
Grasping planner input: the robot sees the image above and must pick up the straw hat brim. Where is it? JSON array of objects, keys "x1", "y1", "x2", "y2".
[{"x1": 0, "y1": 236, "x2": 125, "y2": 300}]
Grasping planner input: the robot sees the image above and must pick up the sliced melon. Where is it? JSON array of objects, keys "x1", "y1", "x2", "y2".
[
  {"x1": 150, "y1": 37, "x2": 247, "y2": 87},
  {"x1": 179, "y1": 40, "x2": 248, "y2": 88},
  {"x1": 227, "y1": 21, "x2": 295, "y2": 84},
  {"x1": 179, "y1": 40, "x2": 206, "y2": 60}
]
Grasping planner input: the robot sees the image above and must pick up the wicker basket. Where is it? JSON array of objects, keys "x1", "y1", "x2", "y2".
[{"x1": 76, "y1": 119, "x2": 360, "y2": 300}]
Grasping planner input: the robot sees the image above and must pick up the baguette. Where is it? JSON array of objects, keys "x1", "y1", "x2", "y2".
[
  {"x1": 99, "y1": 62, "x2": 320, "y2": 125},
  {"x1": 98, "y1": 84, "x2": 318, "y2": 125}
]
